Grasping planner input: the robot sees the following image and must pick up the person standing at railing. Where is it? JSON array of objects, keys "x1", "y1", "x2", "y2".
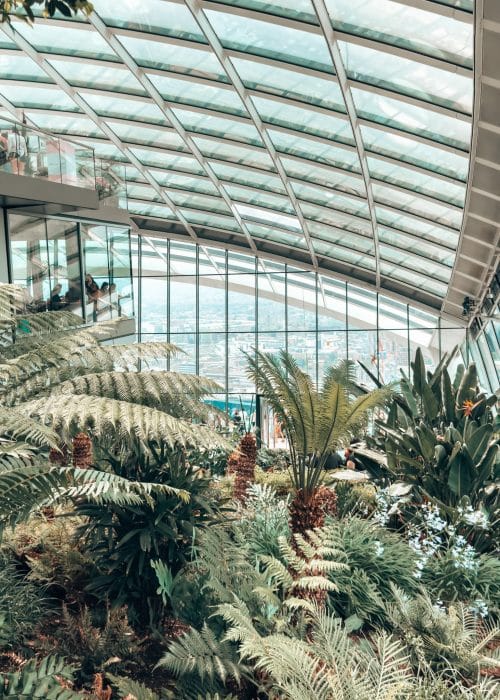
[{"x1": 7, "y1": 129, "x2": 27, "y2": 175}]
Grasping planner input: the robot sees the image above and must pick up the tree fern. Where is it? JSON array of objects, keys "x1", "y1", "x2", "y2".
[
  {"x1": 52, "y1": 370, "x2": 223, "y2": 419},
  {"x1": 0, "y1": 464, "x2": 189, "y2": 532},
  {"x1": 19, "y1": 394, "x2": 229, "y2": 452},
  {"x1": 246, "y1": 349, "x2": 391, "y2": 499}
]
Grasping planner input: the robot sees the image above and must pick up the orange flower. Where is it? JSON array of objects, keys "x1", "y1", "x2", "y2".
[{"x1": 462, "y1": 399, "x2": 475, "y2": 417}]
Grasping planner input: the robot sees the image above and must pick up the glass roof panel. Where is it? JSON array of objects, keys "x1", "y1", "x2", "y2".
[
  {"x1": 313, "y1": 239, "x2": 375, "y2": 267},
  {"x1": 108, "y1": 122, "x2": 185, "y2": 150},
  {"x1": 169, "y1": 191, "x2": 232, "y2": 215},
  {"x1": 326, "y1": 0, "x2": 473, "y2": 66},
  {"x1": 148, "y1": 73, "x2": 246, "y2": 115},
  {"x1": 118, "y1": 35, "x2": 226, "y2": 81},
  {"x1": 130, "y1": 147, "x2": 204, "y2": 174},
  {"x1": 367, "y1": 156, "x2": 466, "y2": 205},
  {"x1": 49, "y1": 59, "x2": 145, "y2": 96},
  {"x1": 14, "y1": 22, "x2": 116, "y2": 61},
  {"x1": 153, "y1": 172, "x2": 219, "y2": 197},
  {"x1": 361, "y1": 125, "x2": 469, "y2": 180},
  {"x1": 301, "y1": 203, "x2": 371, "y2": 234},
  {"x1": 224, "y1": 184, "x2": 294, "y2": 213},
  {"x1": 181, "y1": 210, "x2": 241, "y2": 232},
  {"x1": 268, "y1": 129, "x2": 359, "y2": 170},
  {"x1": 27, "y1": 112, "x2": 104, "y2": 138},
  {"x1": 205, "y1": 8, "x2": 333, "y2": 71},
  {"x1": 214, "y1": 0, "x2": 315, "y2": 23},
  {"x1": 3, "y1": 84, "x2": 79, "y2": 111},
  {"x1": 378, "y1": 227, "x2": 455, "y2": 267},
  {"x1": 91, "y1": 0, "x2": 205, "y2": 42},
  {"x1": 128, "y1": 202, "x2": 175, "y2": 219},
  {"x1": 244, "y1": 222, "x2": 306, "y2": 248},
  {"x1": 0, "y1": 53, "x2": 51, "y2": 82},
  {"x1": 372, "y1": 183, "x2": 463, "y2": 230},
  {"x1": 380, "y1": 248, "x2": 450, "y2": 284},
  {"x1": 282, "y1": 158, "x2": 366, "y2": 197},
  {"x1": 351, "y1": 87, "x2": 471, "y2": 150},
  {"x1": 173, "y1": 107, "x2": 262, "y2": 145},
  {"x1": 193, "y1": 136, "x2": 275, "y2": 170},
  {"x1": 292, "y1": 182, "x2": 369, "y2": 218},
  {"x1": 379, "y1": 261, "x2": 448, "y2": 297},
  {"x1": 231, "y1": 56, "x2": 343, "y2": 110},
  {"x1": 82, "y1": 93, "x2": 168, "y2": 125},
  {"x1": 340, "y1": 41, "x2": 473, "y2": 113},
  {"x1": 251, "y1": 95, "x2": 353, "y2": 143},
  {"x1": 375, "y1": 207, "x2": 459, "y2": 247},
  {"x1": 209, "y1": 161, "x2": 285, "y2": 194},
  {"x1": 126, "y1": 183, "x2": 161, "y2": 202}
]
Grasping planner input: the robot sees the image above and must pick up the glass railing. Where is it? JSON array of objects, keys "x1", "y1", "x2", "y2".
[
  {"x1": 0, "y1": 116, "x2": 96, "y2": 189},
  {"x1": 95, "y1": 158, "x2": 128, "y2": 209}
]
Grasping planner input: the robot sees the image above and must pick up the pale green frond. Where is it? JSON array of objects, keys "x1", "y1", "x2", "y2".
[
  {"x1": 52, "y1": 370, "x2": 222, "y2": 415},
  {"x1": 0, "y1": 405, "x2": 60, "y2": 449},
  {"x1": 107, "y1": 674, "x2": 160, "y2": 700},
  {"x1": 0, "y1": 464, "x2": 188, "y2": 531},
  {"x1": 19, "y1": 394, "x2": 229, "y2": 452}
]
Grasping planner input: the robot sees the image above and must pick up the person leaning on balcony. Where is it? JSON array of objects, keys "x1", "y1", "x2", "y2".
[{"x1": 7, "y1": 130, "x2": 27, "y2": 176}]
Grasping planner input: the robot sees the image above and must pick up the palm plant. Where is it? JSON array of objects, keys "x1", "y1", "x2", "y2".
[{"x1": 246, "y1": 350, "x2": 390, "y2": 533}]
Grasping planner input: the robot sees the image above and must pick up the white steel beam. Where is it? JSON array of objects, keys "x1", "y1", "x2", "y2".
[{"x1": 312, "y1": 0, "x2": 381, "y2": 285}]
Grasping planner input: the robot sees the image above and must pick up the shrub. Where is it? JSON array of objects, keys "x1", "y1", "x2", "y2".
[{"x1": 324, "y1": 517, "x2": 419, "y2": 627}]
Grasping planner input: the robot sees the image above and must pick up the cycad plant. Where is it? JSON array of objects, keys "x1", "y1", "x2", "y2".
[{"x1": 246, "y1": 350, "x2": 390, "y2": 533}]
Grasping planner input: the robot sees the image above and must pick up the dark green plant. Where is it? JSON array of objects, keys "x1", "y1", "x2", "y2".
[
  {"x1": 0, "y1": 554, "x2": 48, "y2": 647},
  {"x1": 0, "y1": 654, "x2": 79, "y2": 698},
  {"x1": 364, "y1": 349, "x2": 499, "y2": 549},
  {"x1": 76, "y1": 446, "x2": 222, "y2": 628}
]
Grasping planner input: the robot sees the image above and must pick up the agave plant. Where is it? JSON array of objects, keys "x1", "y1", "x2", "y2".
[{"x1": 246, "y1": 350, "x2": 390, "y2": 533}]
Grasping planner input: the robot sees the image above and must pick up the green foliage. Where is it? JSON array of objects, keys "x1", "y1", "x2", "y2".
[
  {"x1": 324, "y1": 517, "x2": 419, "y2": 626},
  {"x1": 247, "y1": 350, "x2": 391, "y2": 499},
  {"x1": 0, "y1": 0, "x2": 93, "y2": 24},
  {"x1": 256, "y1": 447, "x2": 289, "y2": 471},
  {"x1": 0, "y1": 554, "x2": 48, "y2": 646},
  {"x1": 334, "y1": 481, "x2": 377, "y2": 518},
  {"x1": 236, "y1": 483, "x2": 290, "y2": 559},
  {"x1": 48, "y1": 605, "x2": 136, "y2": 679},
  {"x1": 371, "y1": 348, "x2": 499, "y2": 550},
  {"x1": 421, "y1": 544, "x2": 500, "y2": 610},
  {"x1": 108, "y1": 674, "x2": 161, "y2": 699},
  {"x1": 2, "y1": 515, "x2": 95, "y2": 604},
  {"x1": 387, "y1": 590, "x2": 500, "y2": 682},
  {"x1": 0, "y1": 654, "x2": 79, "y2": 698},
  {"x1": 75, "y1": 448, "x2": 221, "y2": 628}
]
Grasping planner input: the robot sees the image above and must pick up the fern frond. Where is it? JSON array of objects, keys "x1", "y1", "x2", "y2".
[
  {"x1": 107, "y1": 674, "x2": 160, "y2": 700},
  {"x1": 0, "y1": 405, "x2": 60, "y2": 449},
  {"x1": 0, "y1": 464, "x2": 189, "y2": 531},
  {"x1": 0, "y1": 654, "x2": 79, "y2": 698},
  {"x1": 159, "y1": 623, "x2": 243, "y2": 684},
  {"x1": 52, "y1": 370, "x2": 222, "y2": 416},
  {"x1": 19, "y1": 394, "x2": 229, "y2": 452}
]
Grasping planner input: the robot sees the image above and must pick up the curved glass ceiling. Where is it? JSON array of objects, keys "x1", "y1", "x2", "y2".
[{"x1": 0, "y1": 0, "x2": 474, "y2": 313}]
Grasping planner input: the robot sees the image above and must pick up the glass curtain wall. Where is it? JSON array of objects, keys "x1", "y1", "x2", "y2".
[
  {"x1": 134, "y1": 235, "x2": 465, "y2": 411},
  {"x1": 8, "y1": 212, "x2": 134, "y2": 323}
]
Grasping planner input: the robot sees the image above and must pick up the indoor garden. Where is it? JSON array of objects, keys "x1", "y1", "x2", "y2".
[{"x1": 0, "y1": 282, "x2": 498, "y2": 699}]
